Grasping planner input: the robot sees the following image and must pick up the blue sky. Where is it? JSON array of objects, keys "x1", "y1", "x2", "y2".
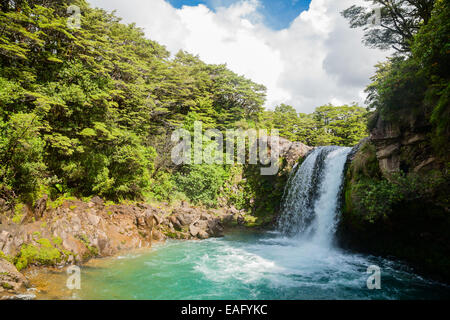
[{"x1": 167, "y1": 0, "x2": 312, "y2": 30}]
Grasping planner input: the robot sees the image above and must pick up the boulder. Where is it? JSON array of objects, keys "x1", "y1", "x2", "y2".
[
  {"x1": 169, "y1": 216, "x2": 183, "y2": 231},
  {"x1": 178, "y1": 214, "x2": 197, "y2": 226},
  {"x1": 257, "y1": 136, "x2": 313, "y2": 169},
  {"x1": 189, "y1": 224, "x2": 201, "y2": 238},
  {"x1": 197, "y1": 230, "x2": 210, "y2": 239},
  {"x1": 0, "y1": 198, "x2": 7, "y2": 213},
  {"x1": 153, "y1": 214, "x2": 162, "y2": 226},
  {"x1": 33, "y1": 195, "x2": 48, "y2": 219},
  {"x1": 222, "y1": 214, "x2": 235, "y2": 226},
  {"x1": 200, "y1": 213, "x2": 211, "y2": 221},
  {"x1": 144, "y1": 212, "x2": 155, "y2": 229},
  {"x1": 0, "y1": 258, "x2": 29, "y2": 293},
  {"x1": 229, "y1": 206, "x2": 239, "y2": 215},
  {"x1": 90, "y1": 196, "x2": 104, "y2": 206},
  {"x1": 152, "y1": 230, "x2": 165, "y2": 241},
  {"x1": 207, "y1": 219, "x2": 224, "y2": 237},
  {"x1": 368, "y1": 111, "x2": 439, "y2": 175},
  {"x1": 87, "y1": 213, "x2": 100, "y2": 226},
  {"x1": 194, "y1": 220, "x2": 208, "y2": 230}
]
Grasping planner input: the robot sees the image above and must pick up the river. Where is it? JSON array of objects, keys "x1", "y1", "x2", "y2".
[{"x1": 30, "y1": 146, "x2": 450, "y2": 300}]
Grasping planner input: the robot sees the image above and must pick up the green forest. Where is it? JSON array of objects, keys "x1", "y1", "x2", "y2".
[
  {"x1": 0, "y1": 0, "x2": 448, "y2": 216},
  {"x1": 0, "y1": 0, "x2": 449, "y2": 294},
  {"x1": 0, "y1": 0, "x2": 370, "y2": 209}
]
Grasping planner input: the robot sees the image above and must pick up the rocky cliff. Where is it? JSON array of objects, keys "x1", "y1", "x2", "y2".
[
  {"x1": 369, "y1": 111, "x2": 440, "y2": 174},
  {"x1": 243, "y1": 137, "x2": 313, "y2": 218},
  {"x1": 0, "y1": 196, "x2": 242, "y2": 299},
  {"x1": 338, "y1": 113, "x2": 450, "y2": 283}
]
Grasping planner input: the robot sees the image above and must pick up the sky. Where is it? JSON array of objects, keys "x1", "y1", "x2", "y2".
[
  {"x1": 87, "y1": 0, "x2": 389, "y2": 113},
  {"x1": 167, "y1": 0, "x2": 311, "y2": 30}
]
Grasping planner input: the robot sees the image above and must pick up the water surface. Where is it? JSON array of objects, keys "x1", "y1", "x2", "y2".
[
  {"x1": 50, "y1": 230, "x2": 450, "y2": 300},
  {"x1": 32, "y1": 146, "x2": 450, "y2": 300}
]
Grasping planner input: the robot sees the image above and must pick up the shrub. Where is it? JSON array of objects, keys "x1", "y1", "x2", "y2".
[
  {"x1": 148, "y1": 171, "x2": 177, "y2": 202},
  {"x1": 14, "y1": 238, "x2": 62, "y2": 271},
  {"x1": 175, "y1": 164, "x2": 229, "y2": 207},
  {"x1": 355, "y1": 171, "x2": 448, "y2": 223},
  {"x1": 0, "y1": 113, "x2": 47, "y2": 204}
]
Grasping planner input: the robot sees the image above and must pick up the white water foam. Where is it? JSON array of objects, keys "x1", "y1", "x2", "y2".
[{"x1": 278, "y1": 146, "x2": 351, "y2": 246}]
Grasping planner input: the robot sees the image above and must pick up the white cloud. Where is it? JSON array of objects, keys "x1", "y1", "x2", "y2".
[{"x1": 88, "y1": 0, "x2": 388, "y2": 113}]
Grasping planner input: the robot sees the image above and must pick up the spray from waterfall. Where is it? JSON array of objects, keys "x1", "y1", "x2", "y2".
[{"x1": 278, "y1": 146, "x2": 352, "y2": 246}]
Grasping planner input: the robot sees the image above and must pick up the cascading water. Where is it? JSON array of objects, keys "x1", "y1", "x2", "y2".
[
  {"x1": 278, "y1": 146, "x2": 352, "y2": 246},
  {"x1": 41, "y1": 147, "x2": 450, "y2": 300}
]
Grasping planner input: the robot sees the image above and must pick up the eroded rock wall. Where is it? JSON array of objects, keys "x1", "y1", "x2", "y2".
[
  {"x1": 0, "y1": 197, "x2": 244, "y2": 298},
  {"x1": 338, "y1": 113, "x2": 450, "y2": 283}
]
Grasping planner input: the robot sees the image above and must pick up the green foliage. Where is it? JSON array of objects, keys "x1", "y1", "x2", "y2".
[
  {"x1": 175, "y1": 164, "x2": 229, "y2": 207},
  {"x1": 47, "y1": 194, "x2": 76, "y2": 209},
  {"x1": 220, "y1": 166, "x2": 247, "y2": 210},
  {"x1": 14, "y1": 238, "x2": 62, "y2": 271},
  {"x1": 241, "y1": 158, "x2": 290, "y2": 218},
  {"x1": 148, "y1": 171, "x2": 177, "y2": 202},
  {"x1": 261, "y1": 104, "x2": 369, "y2": 147},
  {"x1": 0, "y1": 0, "x2": 266, "y2": 203},
  {"x1": 342, "y1": 0, "x2": 436, "y2": 53},
  {"x1": 364, "y1": 0, "x2": 449, "y2": 161},
  {"x1": 0, "y1": 251, "x2": 14, "y2": 264},
  {"x1": 340, "y1": 1, "x2": 450, "y2": 282},
  {"x1": 412, "y1": 0, "x2": 450, "y2": 155},
  {"x1": 354, "y1": 171, "x2": 448, "y2": 223},
  {"x1": 52, "y1": 236, "x2": 63, "y2": 246},
  {"x1": 0, "y1": 112, "x2": 47, "y2": 203},
  {"x1": 350, "y1": 142, "x2": 381, "y2": 180},
  {"x1": 366, "y1": 58, "x2": 428, "y2": 119},
  {"x1": 11, "y1": 213, "x2": 23, "y2": 224}
]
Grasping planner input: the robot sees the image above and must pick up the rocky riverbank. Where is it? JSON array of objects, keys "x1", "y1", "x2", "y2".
[
  {"x1": 0, "y1": 196, "x2": 251, "y2": 299},
  {"x1": 0, "y1": 137, "x2": 311, "y2": 299}
]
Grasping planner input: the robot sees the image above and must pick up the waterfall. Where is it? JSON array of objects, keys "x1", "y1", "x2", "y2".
[{"x1": 278, "y1": 146, "x2": 352, "y2": 246}]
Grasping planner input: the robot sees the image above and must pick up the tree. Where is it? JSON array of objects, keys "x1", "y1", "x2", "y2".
[
  {"x1": 0, "y1": 112, "x2": 47, "y2": 202},
  {"x1": 0, "y1": 0, "x2": 268, "y2": 203},
  {"x1": 361, "y1": 0, "x2": 449, "y2": 158},
  {"x1": 260, "y1": 104, "x2": 369, "y2": 147},
  {"x1": 342, "y1": 0, "x2": 436, "y2": 53},
  {"x1": 313, "y1": 104, "x2": 369, "y2": 146},
  {"x1": 271, "y1": 104, "x2": 299, "y2": 141}
]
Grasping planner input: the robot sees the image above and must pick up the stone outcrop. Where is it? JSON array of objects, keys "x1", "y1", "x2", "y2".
[
  {"x1": 0, "y1": 200, "x2": 155, "y2": 265},
  {"x1": 257, "y1": 136, "x2": 313, "y2": 170},
  {"x1": 0, "y1": 196, "x2": 246, "y2": 298},
  {"x1": 340, "y1": 111, "x2": 450, "y2": 283},
  {"x1": 33, "y1": 194, "x2": 47, "y2": 220},
  {"x1": 0, "y1": 198, "x2": 239, "y2": 265},
  {"x1": 158, "y1": 204, "x2": 239, "y2": 240},
  {"x1": 370, "y1": 112, "x2": 438, "y2": 175},
  {"x1": 0, "y1": 258, "x2": 29, "y2": 295}
]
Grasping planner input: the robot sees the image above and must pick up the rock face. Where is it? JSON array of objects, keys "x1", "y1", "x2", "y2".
[
  {"x1": 257, "y1": 136, "x2": 313, "y2": 170},
  {"x1": 0, "y1": 198, "x2": 240, "y2": 271},
  {"x1": 370, "y1": 112, "x2": 438, "y2": 175},
  {"x1": 0, "y1": 201, "x2": 156, "y2": 267},
  {"x1": 0, "y1": 197, "x2": 244, "y2": 298},
  {"x1": 33, "y1": 195, "x2": 47, "y2": 220},
  {"x1": 340, "y1": 112, "x2": 450, "y2": 283},
  {"x1": 0, "y1": 258, "x2": 29, "y2": 295},
  {"x1": 158, "y1": 205, "x2": 236, "y2": 240},
  {"x1": 243, "y1": 136, "x2": 313, "y2": 217}
]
